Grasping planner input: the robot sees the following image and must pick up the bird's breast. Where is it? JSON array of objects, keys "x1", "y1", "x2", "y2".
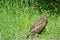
[{"x1": 34, "y1": 21, "x2": 47, "y2": 33}]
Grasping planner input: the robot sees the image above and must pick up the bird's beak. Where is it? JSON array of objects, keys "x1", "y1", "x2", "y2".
[{"x1": 47, "y1": 14, "x2": 49, "y2": 17}]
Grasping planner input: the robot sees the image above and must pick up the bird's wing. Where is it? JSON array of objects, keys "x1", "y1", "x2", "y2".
[
  {"x1": 29, "y1": 18, "x2": 44, "y2": 32},
  {"x1": 34, "y1": 18, "x2": 44, "y2": 27}
]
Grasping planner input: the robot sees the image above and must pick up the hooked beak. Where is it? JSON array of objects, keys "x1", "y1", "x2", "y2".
[{"x1": 47, "y1": 14, "x2": 49, "y2": 17}]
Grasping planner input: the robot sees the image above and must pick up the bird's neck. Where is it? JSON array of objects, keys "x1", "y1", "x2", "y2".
[{"x1": 42, "y1": 18, "x2": 48, "y2": 21}]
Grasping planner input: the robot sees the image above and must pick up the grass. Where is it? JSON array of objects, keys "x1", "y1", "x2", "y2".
[{"x1": 0, "y1": 1, "x2": 60, "y2": 40}]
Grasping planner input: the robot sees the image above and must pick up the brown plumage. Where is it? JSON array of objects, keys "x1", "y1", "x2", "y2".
[{"x1": 26, "y1": 14, "x2": 49, "y2": 39}]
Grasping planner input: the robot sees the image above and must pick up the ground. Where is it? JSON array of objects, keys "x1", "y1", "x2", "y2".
[{"x1": 0, "y1": 6, "x2": 60, "y2": 40}]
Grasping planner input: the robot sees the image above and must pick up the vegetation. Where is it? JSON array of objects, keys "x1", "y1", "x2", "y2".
[{"x1": 0, "y1": 0, "x2": 60, "y2": 40}]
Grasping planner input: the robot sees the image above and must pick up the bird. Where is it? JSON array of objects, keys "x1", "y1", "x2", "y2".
[{"x1": 26, "y1": 14, "x2": 49, "y2": 39}]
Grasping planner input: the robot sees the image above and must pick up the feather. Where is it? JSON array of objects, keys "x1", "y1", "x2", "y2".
[{"x1": 26, "y1": 14, "x2": 49, "y2": 38}]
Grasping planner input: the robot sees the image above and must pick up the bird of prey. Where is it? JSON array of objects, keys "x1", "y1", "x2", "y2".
[{"x1": 26, "y1": 14, "x2": 49, "y2": 39}]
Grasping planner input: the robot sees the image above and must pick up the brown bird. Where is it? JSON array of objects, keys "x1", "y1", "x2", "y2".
[{"x1": 26, "y1": 14, "x2": 49, "y2": 39}]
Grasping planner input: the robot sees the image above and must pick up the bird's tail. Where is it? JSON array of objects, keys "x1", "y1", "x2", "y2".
[{"x1": 26, "y1": 35, "x2": 29, "y2": 39}]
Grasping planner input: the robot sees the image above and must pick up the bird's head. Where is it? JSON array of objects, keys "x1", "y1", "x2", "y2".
[
  {"x1": 44, "y1": 14, "x2": 49, "y2": 18},
  {"x1": 42, "y1": 14, "x2": 49, "y2": 19}
]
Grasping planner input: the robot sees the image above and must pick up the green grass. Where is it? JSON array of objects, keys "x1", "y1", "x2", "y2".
[{"x1": 0, "y1": 3, "x2": 60, "y2": 40}]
